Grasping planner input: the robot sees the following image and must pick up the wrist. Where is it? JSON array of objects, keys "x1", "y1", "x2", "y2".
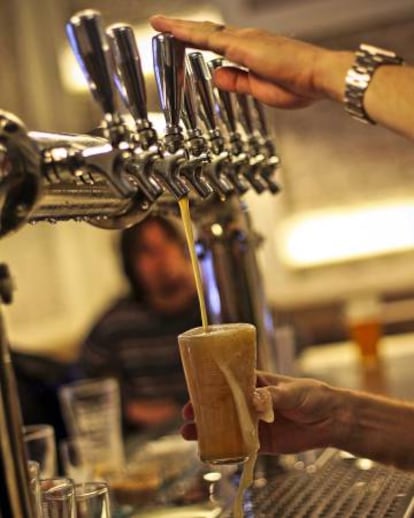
[
  {"x1": 329, "y1": 386, "x2": 357, "y2": 450},
  {"x1": 314, "y1": 49, "x2": 354, "y2": 103}
]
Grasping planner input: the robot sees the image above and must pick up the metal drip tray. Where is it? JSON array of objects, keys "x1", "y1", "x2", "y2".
[{"x1": 220, "y1": 450, "x2": 414, "y2": 518}]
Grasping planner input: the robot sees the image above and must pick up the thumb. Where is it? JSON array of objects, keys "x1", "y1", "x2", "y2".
[{"x1": 253, "y1": 382, "x2": 304, "y2": 417}]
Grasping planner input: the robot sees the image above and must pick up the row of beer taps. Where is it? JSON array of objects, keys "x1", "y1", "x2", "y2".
[{"x1": 0, "y1": 9, "x2": 280, "y2": 237}]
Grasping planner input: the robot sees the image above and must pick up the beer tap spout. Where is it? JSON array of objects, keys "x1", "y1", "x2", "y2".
[{"x1": 152, "y1": 32, "x2": 190, "y2": 200}]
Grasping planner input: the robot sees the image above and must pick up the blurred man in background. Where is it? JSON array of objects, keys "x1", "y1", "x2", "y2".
[{"x1": 79, "y1": 215, "x2": 200, "y2": 434}]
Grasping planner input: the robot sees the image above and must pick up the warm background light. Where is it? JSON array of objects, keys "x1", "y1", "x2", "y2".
[{"x1": 279, "y1": 199, "x2": 414, "y2": 268}]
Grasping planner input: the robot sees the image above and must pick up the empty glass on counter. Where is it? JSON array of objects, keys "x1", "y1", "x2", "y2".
[
  {"x1": 40, "y1": 477, "x2": 76, "y2": 518},
  {"x1": 23, "y1": 424, "x2": 57, "y2": 478},
  {"x1": 59, "y1": 378, "x2": 125, "y2": 477},
  {"x1": 28, "y1": 460, "x2": 42, "y2": 518},
  {"x1": 59, "y1": 438, "x2": 94, "y2": 483},
  {"x1": 74, "y1": 482, "x2": 111, "y2": 518}
]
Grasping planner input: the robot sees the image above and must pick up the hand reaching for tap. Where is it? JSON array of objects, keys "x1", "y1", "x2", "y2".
[
  {"x1": 150, "y1": 16, "x2": 414, "y2": 140},
  {"x1": 181, "y1": 371, "x2": 414, "y2": 470}
]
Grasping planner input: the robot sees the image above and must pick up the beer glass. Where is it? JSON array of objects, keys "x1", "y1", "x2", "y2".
[
  {"x1": 178, "y1": 323, "x2": 257, "y2": 465},
  {"x1": 344, "y1": 295, "x2": 383, "y2": 368}
]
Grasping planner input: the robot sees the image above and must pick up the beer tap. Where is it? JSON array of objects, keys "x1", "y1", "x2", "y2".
[
  {"x1": 235, "y1": 93, "x2": 269, "y2": 194},
  {"x1": 105, "y1": 23, "x2": 163, "y2": 203},
  {"x1": 151, "y1": 32, "x2": 190, "y2": 200},
  {"x1": 208, "y1": 58, "x2": 250, "y2": 195},
  {"x1": 66, "y1": 10, "x2": 140, "y2": 199},
  {"x1": 187, "y1": 52, "x2": 234, "y2": 199},
  {"x1": 180, "y1": 68, "x2": 214, "y2": 199},
  {"x1": 66, "y1": 10, "x2": 128, "y2": 146},
  {"x1": 250, "y1": 98, "x2": 281, "y2": 194}
]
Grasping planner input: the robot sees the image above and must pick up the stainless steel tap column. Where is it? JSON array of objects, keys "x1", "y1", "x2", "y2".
[
  {"x1": 192, "y1": 195, "x2": 278, "y2": 372},
  {"x1": 0, "y1": 265, "x2": 35, "y2": 518}
]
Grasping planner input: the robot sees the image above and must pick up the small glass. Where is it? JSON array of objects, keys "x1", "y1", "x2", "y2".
[
  {"x1": 75, "y1": 481, "x2": 111, "y2": 518},
  {"x1": 40, "y1": 477, "x2": 76, "y2": 518},
  {"x1": 59, "y1": 378, "x2": 124, "y2": 476},
  {"x1": 23, "y1": 424, "x2": 57, "y2": 478},
  {"x1": 27, "y1": 461, "x2": 42, "y2": 518},
  {"x1": 60, "y1": 438, "x2": 93, "y2": 483}
]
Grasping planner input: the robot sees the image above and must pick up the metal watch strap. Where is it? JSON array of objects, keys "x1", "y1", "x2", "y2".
[{"x1": 344, "y1": 43, "x2": 403, "y2": 124}]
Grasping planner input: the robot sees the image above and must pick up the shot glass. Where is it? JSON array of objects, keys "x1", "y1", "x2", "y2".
[
  {"x1": 59, "y1": 378, "x2": 125, "y2": 476},
  {"x1": 40, "y1": 477, "x2": 76, "y2": 518},
  {"x1": 23, "y1": 424, "x2": 57, "y2": 478},
  {"x1": 75, "y1": 481, "x2": 111, "y2": 518},
  {"x1": 178, "y1": 323, "x2": 257, "y2": 465}
]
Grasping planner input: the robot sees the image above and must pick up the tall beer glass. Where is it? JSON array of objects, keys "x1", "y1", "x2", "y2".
[{"x1": 178, "y1": 323, "x2": 257, "y2": 464}]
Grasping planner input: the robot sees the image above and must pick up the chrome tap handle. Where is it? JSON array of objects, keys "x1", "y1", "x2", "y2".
[
  {"x1": 182, "y1": 67, "x2": 199, "y2": 132},
  {"x1": 152, "y1": 33, "x2": 185, "y2": 130},
  {"x1": 251, "y1": 97, "x2": 269, "y2": 137},
  {"x1": 188, "y1": 52, "x2": 218, "y2": 132},
  {"x1": 250, "y1": 98, "x2": 281, "y2": 194},
  {"x1": 66, "y1": 10, "x2": 117, "y2": 117},
  {"x1": 208, "y1": 58, "x2": 237, "y2": 133},
  {"x1": 106, "y1": 23, "x2": 148, "y2": 123},
  {"x1": 236, "y1": 93, "x2": 255, "y2": 135}
]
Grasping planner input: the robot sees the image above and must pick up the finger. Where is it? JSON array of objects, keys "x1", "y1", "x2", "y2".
[
  {"x1": 253, "y1": 388, "x2": 275, "y2": 423},
  {"x1": 182, "y1": 401, "x2": 194, "y2": 420},
  {"x1": 214, "y1": 67, "x2": 312, "y2": 109},
  {"x1": 150, "y1": 16, "x2": 243, "y2": 59},
  {"x1": 180, "y1": 422, "x2": 197, "y2": 440},
  {"x1": 213, "y1": 66, "x2": 251, "y2": 94},
  {"x1": 255, "y1": 370, "x2": 294, "y2": 387}
]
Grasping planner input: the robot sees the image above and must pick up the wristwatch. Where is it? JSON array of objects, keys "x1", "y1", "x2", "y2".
[{"x1": 344, "y1": 43, "x2": 404, "y2": 124}]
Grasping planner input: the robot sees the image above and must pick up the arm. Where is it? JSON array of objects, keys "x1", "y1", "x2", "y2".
[
  {"x1": 254, "y1": 372, "x2": 414, "y2": 471},
  {"x1": 181, "y1": 372, "x2": 414, "y2": 471},
  {"x1": 150, "y1": 16, "x2": 414, "y2": 140}
]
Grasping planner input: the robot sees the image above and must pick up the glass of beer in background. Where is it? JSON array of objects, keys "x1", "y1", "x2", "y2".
[
  {"x1": 178, "y1": 323, "x2": 257, "y2": 465},
  {"x1": 344, "y1": 295, "x2": 383, "y2": 368}
]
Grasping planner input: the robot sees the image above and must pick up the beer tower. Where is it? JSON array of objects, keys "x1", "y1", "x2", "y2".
[{"x1": 0, "y1": 9, "x2": 281, "y2": 516}]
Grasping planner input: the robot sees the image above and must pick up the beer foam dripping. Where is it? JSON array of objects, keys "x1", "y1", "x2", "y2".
[{"x1": 217, "y1": 361, "x2": 259, "y2": 518}]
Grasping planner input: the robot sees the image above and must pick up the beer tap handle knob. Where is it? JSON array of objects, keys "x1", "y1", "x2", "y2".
[
  {"x1": 66, "y1": 10, "x2": 117, "y2": 117},
  {"x1": 208, "y1": 58, "x2": 237, "y2": 134},
  {"x1": 106, "y1": 24, "x2": 148, "y2": 123},
  {"x1": 152, "y1": 33, "x2": 185, "y2": 130},
  {"x1": 188, "y1": 52, "x2": 218, "y2": 132}
]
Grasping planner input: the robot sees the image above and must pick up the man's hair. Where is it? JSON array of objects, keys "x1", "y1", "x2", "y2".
[{"x1": 120, "y1": 215, "x2": 187, "y2": 302}]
